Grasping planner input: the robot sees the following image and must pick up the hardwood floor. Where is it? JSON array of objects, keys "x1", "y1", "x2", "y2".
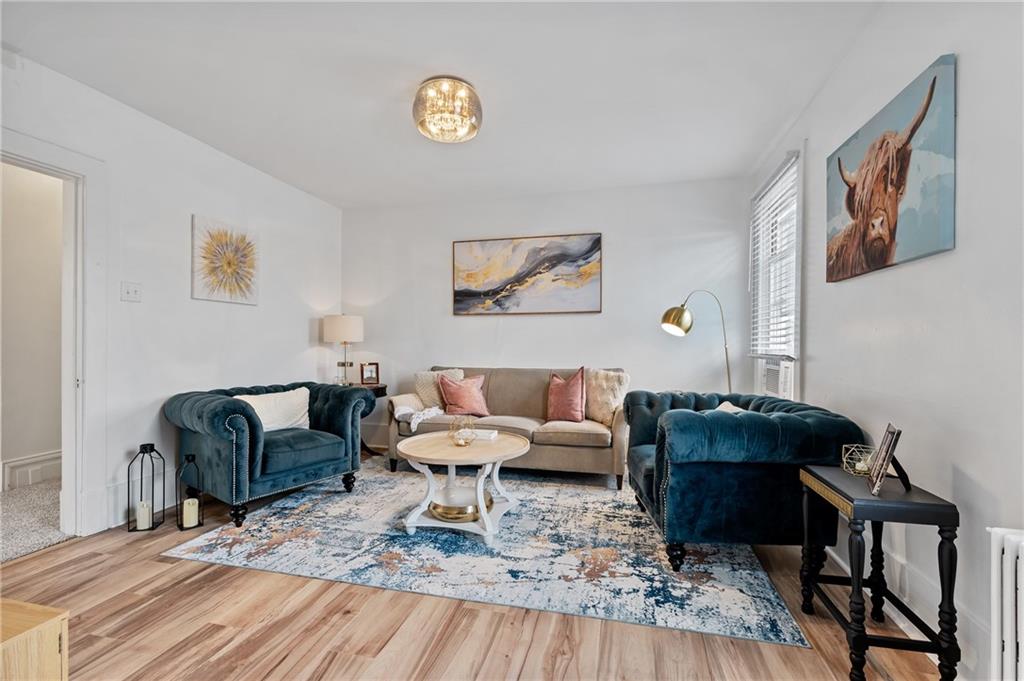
[{"x1": 1, "y1": 496, "x2": 940, "y2": 680}]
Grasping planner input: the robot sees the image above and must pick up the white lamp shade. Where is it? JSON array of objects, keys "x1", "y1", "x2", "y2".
[{"x1": 323, "y1": 314, "x2": 364, "y2": 343}]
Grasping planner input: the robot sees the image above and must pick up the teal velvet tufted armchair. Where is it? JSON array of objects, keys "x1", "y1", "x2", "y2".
[
  {"x1": 623, "y1": 391, "x2": 864, "y2": 571},
  {"x1": 163, "y1": 382, "x2": 375, "y2": 527}
]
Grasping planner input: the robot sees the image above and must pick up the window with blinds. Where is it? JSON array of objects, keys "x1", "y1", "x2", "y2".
[{"x1": 749, "y1": 153, "x2": 800, "y2": 359}]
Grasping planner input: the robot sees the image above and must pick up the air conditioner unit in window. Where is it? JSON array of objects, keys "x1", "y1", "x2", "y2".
[{"x1": 759, "y1": 357, "x2": 795, "y2": 399}]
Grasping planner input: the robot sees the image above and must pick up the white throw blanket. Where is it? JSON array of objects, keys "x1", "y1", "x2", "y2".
[{"x1": 392, "y1": 405, "x2": 444, "y2": 433}]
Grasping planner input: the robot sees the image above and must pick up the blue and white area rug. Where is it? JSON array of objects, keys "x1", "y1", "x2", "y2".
[{"x1": 165, "y1": 459, "x2": 807, "y2": 647}]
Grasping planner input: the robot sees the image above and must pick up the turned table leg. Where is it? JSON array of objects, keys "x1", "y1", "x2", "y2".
[
  {"x1": 800, "y1": 485, "x2": 817, "y2": 614},
  {"x1": 868, "y1": 520, "x2": 887, "y2": 623},
  {"x1": 848, "y1": 519, "x2": 868, "y2": 681},
  {"x1": 937, "y1": 526, "x2": 960, "y2": 680}
]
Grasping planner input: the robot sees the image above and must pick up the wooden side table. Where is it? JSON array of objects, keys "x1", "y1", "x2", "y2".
[
  {"x1": 0, "y1": 599, "x2": 69, "y2": 681},
  {"x1": 800, "y1": 465, "x2": 960, "y2": 681}
]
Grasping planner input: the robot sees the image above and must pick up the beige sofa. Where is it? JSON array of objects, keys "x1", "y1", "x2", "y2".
[{"x1": 387, "y1": 366, "x2": 628, "y2": 488}]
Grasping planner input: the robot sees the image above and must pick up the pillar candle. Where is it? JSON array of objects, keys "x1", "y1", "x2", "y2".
[
  {"x1": 136, "y1": 500, "x2": 152, "y2": 530},
  {"x1": 182, "y1": 498, "x2": 199, "y2": 528}
]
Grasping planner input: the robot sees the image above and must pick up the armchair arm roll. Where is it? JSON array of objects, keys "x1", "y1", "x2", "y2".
[
  {"x1": 307, "y1": 384, "x2": 376, "y2": 471},
  {"x1": 163, "y1": 391, "x2": 263, "y2": 442},
  {"x1": 163, "y1": 391, "x2": 264, "y2": 499},
  {"x1": 624, "y1": 390, "x2": 702, "y2": 447},
  {"x1": 656, "y1": 408, "x2": 860, "y2": 466}
]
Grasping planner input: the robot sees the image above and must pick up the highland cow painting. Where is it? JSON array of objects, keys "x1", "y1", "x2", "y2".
[
  {"x1": 453, "y1": 233, "x2": 602, "y2": 315},
  {"x1": 826, "y1": 54, "x2": 956, "y2": 282}
]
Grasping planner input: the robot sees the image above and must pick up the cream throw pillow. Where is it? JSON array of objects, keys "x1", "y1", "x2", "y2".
[
  {"x1": 235, "y1": 387, "x2": 310, "y2": 432},
  {"x1": 414, "y1": 369, "x2": 465, "y2": 409},
  {"x1": 585, "y1": 369, "x2": 631, "y2": 427},
  {"x1": 715, "y1": 400, "x2": 746, "y2": 414}
]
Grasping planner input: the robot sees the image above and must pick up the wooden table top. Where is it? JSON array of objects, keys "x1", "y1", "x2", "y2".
[
  {"x1": 1, "y1": 599, "x2": 69, "y2": 643},
  {"x1": 397, "y1": 431, "x2": 530, "y2": 466}
]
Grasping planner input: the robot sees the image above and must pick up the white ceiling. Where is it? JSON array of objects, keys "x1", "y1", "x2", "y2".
[{"x1": 2, "y1": 2, "x2": 875, "y2": 208}]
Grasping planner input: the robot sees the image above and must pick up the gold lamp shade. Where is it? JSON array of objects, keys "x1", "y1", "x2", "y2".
[
  {"x1": 413, "y1": 76, "x2": 482, "y2": 143},
  {"x1": 661, "y1": 305, "x2": 694, "y2": 337}
]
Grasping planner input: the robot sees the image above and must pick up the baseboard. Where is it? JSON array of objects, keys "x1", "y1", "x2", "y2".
[{"x1": 3, "y1": 450, "x2": 61, "y2": 490}]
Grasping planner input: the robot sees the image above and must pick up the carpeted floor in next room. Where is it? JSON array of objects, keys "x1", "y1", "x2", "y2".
[{"x1": 0, "y1": 480, "x2": 70, "y2": 562}]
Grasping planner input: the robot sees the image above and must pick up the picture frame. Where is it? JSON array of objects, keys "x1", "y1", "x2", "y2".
[
  {"x1": 191, "y1": 214, "x2": 260, "y2": 305},
  {"x1": 826, "y1": 54, "x2": 956, "y2": 282},
  {"x1": 359, "y1": 362, "x2": 379, "y2": 385},
  {"x1": 452, "y1": 232, "x2": 602, "y2": 315},
  {"x1": 868, "y1": 423, "x2": 902, "y2": 496}
]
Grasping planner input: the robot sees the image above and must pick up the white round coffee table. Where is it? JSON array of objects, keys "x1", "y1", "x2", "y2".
[{"x1": 397, "y1": 431, "x2": 530, "y2": 546}]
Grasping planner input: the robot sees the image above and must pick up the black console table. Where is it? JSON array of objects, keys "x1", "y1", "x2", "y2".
[{"x1": 800, "y1": 465, "x2": 960, "y2": 681}]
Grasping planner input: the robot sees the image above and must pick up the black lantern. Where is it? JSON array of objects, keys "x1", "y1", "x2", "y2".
[
  {"x1": 175, "y1": 454, "x2": 205, "y2": 530},
  {"x1": 127, "y1": 443, "x2": 165, "y2": 531}
]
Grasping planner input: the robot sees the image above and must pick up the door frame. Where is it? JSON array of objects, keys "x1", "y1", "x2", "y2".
[{"x1": 2, "y1": 127, "x2": 108, "y2": 536}]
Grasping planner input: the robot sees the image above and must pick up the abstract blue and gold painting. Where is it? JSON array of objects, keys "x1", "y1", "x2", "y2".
[
  {"x1": 453, "y1": 233, "x2": 602, "y2": 314},
  {"x1": 826, "y1": 54, "x2": 956, "y2": 282}
]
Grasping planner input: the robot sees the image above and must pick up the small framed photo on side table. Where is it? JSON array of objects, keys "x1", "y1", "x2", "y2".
[
  {"x1": 360, "y1": 362, "x2": 379, "y2": 385},
  {"x1": 867, "y1": 423, "x2": 902, "y2": 496}
]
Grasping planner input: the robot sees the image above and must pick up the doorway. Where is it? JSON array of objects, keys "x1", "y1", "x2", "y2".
[{"x1": 0, "y1": 161, "x2": 74, "y2": 559}]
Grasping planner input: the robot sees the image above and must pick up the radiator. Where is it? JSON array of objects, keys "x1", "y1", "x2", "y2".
[{"x1": 989, "y1": 528, "x2": 1024, "y2": 680}]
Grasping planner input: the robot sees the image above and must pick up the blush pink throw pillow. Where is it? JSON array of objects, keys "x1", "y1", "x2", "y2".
[
  {"x1": 547, "y1": 367, "x2": 586, "y2": 422},
  {"x1": 438, "y1": 374, "x2": 491, "y2": 417}
]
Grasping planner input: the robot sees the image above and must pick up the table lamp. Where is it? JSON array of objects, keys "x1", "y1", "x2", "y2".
[
  {"x1": 323, "y1": 314, "x2": 364, "y2": 385},
  {"x1": 660, "y1": 289, "x2": 732, "y2": 393}
]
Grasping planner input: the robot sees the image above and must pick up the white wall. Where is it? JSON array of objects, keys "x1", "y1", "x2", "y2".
[
  {"x1": 749, "y1": 4, "x2": 1023, "y2": 678},
  {"x1": 2, "y1": 53, "x2": 344, "y2": 532},
  {"x1": 342, "y1": 179, "x2": 751, "y2": 447},
  {"x1": 1, "y1": 163, "x2": 64, "y2": 485}
]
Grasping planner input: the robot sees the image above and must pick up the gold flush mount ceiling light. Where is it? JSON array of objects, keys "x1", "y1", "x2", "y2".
[{"x1": 413, "y1": 76, "x2": 482, "y2": 143}]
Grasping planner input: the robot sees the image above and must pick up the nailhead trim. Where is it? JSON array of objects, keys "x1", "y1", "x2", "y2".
[
  {"x1": 225, "y1": 414, "x2": 244, "y2": 504},
  {"x1": 659, "y1": 448, "x2": 670, "y2": 533}
]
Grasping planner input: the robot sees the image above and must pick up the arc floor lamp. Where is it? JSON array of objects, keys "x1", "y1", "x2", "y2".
[{"x1": 660, "y1": 289, "x2": 732, "y2": 393}]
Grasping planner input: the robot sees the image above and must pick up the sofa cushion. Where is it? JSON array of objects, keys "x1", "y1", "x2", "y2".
[
  {"x1": 439, "y1": 374, "x2": 491, "y2": 417},
  {"x1": 547, "y1": 367, "x2": 585, "y2": 422},
  {"x1": 585, "y1": 369, "x2": 630, "y2": 426},
  {"x1": 534, "y1": 419, "x2": 612, "y2": 448},
  {"x1": 398, "y1": 414, "x2": 477, "y2": 437},
  {"x1": 474, "y1": 415, "x2": 545, "y2": 440},
  {"x1": 414, "y1": 369, "x2": 464, "y2": 409},
  {"x1": 627, "y1": 444, "x2": 656, "y2": 502},
  {"x1": 235, "y1": 387, "x2": 310, "y2": 432},
  {"x1": 262, "y1": 428, "x2": 345, "y2": 475}
]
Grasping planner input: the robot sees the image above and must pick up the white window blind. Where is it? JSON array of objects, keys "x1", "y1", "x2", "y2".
[{"x1": 750, "y1": 153, "x2": 800, "y2": 359}]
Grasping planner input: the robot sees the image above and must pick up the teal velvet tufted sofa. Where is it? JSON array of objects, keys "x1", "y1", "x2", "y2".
[
  {"x1": 163, "y1": 382, "x2": 375, "y2": 527},
  {"x1": 623, "y1": 391, "x2": 864, "y2": 571}
]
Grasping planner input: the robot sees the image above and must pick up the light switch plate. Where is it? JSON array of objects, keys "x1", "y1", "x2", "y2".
[{"x1": 120, "y1": 281, "x2": 142, "y2": 303}]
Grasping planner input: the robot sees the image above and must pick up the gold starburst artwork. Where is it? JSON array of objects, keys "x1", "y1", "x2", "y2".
[{"x1": 191, "y1": 215, "x2": 259, "y2": 305}]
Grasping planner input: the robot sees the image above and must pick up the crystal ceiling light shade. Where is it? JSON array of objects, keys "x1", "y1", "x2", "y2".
[{"x1": 413, "y1": 76, "x2": 482, "y2": 143}]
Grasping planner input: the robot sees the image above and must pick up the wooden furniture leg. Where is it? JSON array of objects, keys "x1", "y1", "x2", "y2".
[
  {"x1": 800, "y1": 485, "x2": 814, "y2": 614},
  {"x1": 937, "y1": 526, "x2": 960, "y2": 680},
  {"x1": 868, "y1": 520, "x2": 887, "y2": 623},
  {"x1": 847, "y1": 519, "x2": 867, "y2": 681}
]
